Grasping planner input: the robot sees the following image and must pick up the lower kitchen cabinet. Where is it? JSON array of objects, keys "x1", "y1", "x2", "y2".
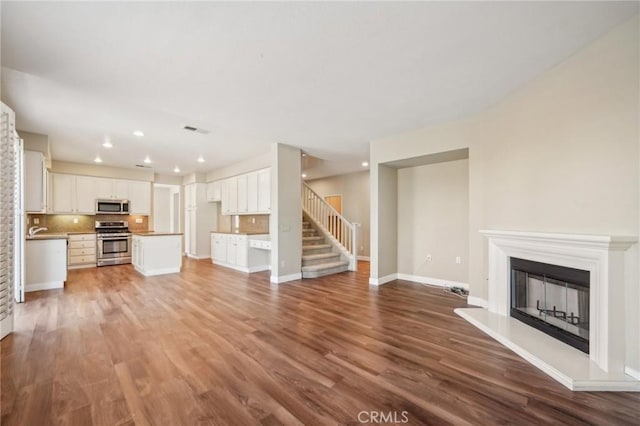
[
  {"x1": 25, "y1": 238, "x2": 68, "y2": 292},
  {"x1": 132, "y1": 234, "x2": 182, "y2": 276},
  {"x1": 67, "y1": 233, "x2": 97, "y2": 269},
  {"x1": 210, "y1": 233, "x2": 270, "y2": 273}
]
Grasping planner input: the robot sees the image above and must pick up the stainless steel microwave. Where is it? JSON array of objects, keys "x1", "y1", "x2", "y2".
[{"x1": 95, "y1": 199, "x2": 130, "y2": 215}]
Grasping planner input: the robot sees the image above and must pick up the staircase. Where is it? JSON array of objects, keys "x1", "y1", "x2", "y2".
[
  {"x1": 301, "y1": 182, "x2": 359, "y2": 279},
  {"x1": 301, "y1": 218, "x2": 349, "y2": 278}
]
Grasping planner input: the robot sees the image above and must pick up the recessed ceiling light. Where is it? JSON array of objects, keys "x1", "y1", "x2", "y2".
[
  {"x1": 94, "y1": 156, "x2": 103, "y2": 163},
  {"x1": 197, "y1": 156, "x2": 205, "y2": 163},
  {"x1": 301, "y1": 153, "x2": 307, "y2": 157},
  {"x1": 301, "y1": 173, "x2": 307, "y2": 178},
  {"x1": 133, "y1": 130, "x2": 144, "y2": 137},
  {"x1": 362, "y1": 161, "x2": 369, "y2": 167},
  {"x1": 174, "y1": 166, "x2": 180, "y2": 173},
  {"x1": 144, "y1": 156, "x2": 152, "y2": 164},
  {"x1": 102, "y1": 139, "x2": 113, "y2": 148}
]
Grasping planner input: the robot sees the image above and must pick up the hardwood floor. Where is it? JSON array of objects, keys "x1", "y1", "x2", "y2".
[{"x1": 1, "y1": 259, "x2": 639, "y2": 425}]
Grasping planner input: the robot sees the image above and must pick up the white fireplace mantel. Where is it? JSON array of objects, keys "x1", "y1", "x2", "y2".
[{"x1": 456, "y1": 230, "x2": 639, "y2": 391}]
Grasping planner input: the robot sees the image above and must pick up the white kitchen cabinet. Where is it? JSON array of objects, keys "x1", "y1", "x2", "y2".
[
  {"x1": 96, "y1": 178, "x2": 131, "y2": 200},
  {"x1": 51, "y1": 173, "x2": 75, "y2": 213},
  {"x1": 210, "y1": 233, "x2": 269, "y2": 272},
  {"x1": 75, "y1": 176, "x2": 97, "y2": 214},
  {"x1": 247, "y1": 171, "x2": 258, "y2": 212},
  {"x1": 53, "y1": 174, "x2": 151, "y2": 215},
  {"x1": 129, "y1": 181, "x2": 151, "y2": 215},
  {"x1": 219, "y1": 168, "x2": 270, "y2": 215},
  {"x1": 237, "y1": 174, "x2": 248, "y2": 213},
  {"x1": 184, "y1": 183, "x2": 217, "y2": 259},
  {"x1": 24, "y1": 150, "x2": 47, "y2": 213},
  {"x1": 132, "y1": 234, "x2": 182, "y2": 276},
  {"x1": 25, "y1": 238, "x2": 67, "y2": 291},
  {"x1": 221, "y1": 177, "x2": 238, "y2": 215},
  {"x1": 68, "y1": 233, "x2": 97, "y2": 269},
  {"x1": 257, "y1": 168, "x2": 271, "y2": 213},
  {"x1": 211, "y1": 233, "x2": 227, "y2": 263},
  {"x1": 206, "y1": 181, "x2": 222, "y2": 202},
  {"x1": 51, "y1": 173, "x2": 95, "y2": 214}
]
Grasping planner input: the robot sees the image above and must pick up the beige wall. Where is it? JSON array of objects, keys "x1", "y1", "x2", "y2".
[
  {"x1": 307, "y1": 171, "x2": 370, "y2": 257},
  {"x1": 371, "y1": 17, "x2": 639, "y2": 368},
  {"x1": 270, "y1": 143, "x2": 302, "y2": 282},
  {"x1": 397, "y1": 159, "x2": 469, "y2": 284}
]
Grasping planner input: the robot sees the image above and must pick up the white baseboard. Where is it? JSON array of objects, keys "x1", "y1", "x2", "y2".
[
  {"x1": 212, "y1": 260, "x2": 270, "y2": 274},
  {"x1": 357, "y1": 256, "x2": 370, "y2": 261},
  {"x1": 186, "y1": 254, "x2": 210, "y2": 260},
  {"x1": 135, "y1": 266, "x2": 181, "y2": 277},
  {"x1": 467, "y1": 296, "x2": 488, "y2": 308},
  {"x1": 25, "y1": 281, "x2": 64, "y2": 292},
  {"x1": 396, "y1": 273, "x2": 468, "y2": 290},
  {"x1": 270, "y1": 272, "x2": 302, "y2": 284},
  {"x1": 625, "y1": 366, "x2": 640, "y2": 380},
  {"x1": 369, "y1": 274, "x2": 398, "y2": 286}
]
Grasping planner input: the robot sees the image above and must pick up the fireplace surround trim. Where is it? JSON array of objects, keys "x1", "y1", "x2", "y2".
[{"x1": 456, "y1": 230, "x2": 638, "y2": 391}]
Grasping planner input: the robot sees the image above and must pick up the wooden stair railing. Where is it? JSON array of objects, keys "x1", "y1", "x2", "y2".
[{"x1": 302, "y1": 182, "x2": 358, "y2": 271}]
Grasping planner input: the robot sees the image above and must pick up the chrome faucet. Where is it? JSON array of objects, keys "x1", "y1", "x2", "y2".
[{"x1": 28, "y1": 226, "x2": 48, "y2": 237}]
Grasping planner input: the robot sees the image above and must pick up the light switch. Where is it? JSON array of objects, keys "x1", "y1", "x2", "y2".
[
  {"x1": 34, "y1": 218, "x2": 39, "y2": 225},
  {"x1": 73, "y1": 218, "x2": 79, "y2": 224},
  {"x1": 135, "y1": 218, "x2": 143, "y2": 224}
]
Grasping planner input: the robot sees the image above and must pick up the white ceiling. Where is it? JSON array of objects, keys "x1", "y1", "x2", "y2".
[{"x1": 1, "y1": 2, "x2": 637, "y2": 176}]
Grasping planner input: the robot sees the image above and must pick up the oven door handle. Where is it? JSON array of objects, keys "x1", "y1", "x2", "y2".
[{"x1": 98, "y1": 236, "x2": 132, "y2": 241}]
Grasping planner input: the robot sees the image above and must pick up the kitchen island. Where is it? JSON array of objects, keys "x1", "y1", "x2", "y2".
[{"x1": 132, "y1": 232, "x2": 183, "y2": 276}]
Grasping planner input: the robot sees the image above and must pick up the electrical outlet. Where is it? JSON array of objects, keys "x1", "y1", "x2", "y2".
[
  {"x1": 34, "y1": 218, "x2": 39, "y2": 225},
  {"x1": 73, "y1": 218, "x2": 79, "y2": 224},
  {"x1": 251, "y1": 217, "x2": 256, "y2": 224},
  {"x1": 136, "y1": 218, "x2": 143, "y2": 224},
  {"x1": 426, "y1": 254, "x2": 432, "y2": 261},
  {"x1": 455, "y1": 256, "x2": 461, "y2": 264}
]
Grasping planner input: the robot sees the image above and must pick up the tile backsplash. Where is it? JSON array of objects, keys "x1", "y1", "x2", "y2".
[
  {"x1": 215, "y1": 211, "x2": 269, "y2": 234},
  {"x1": 27, "y1": 214, "x2": 148, "y2": 234}
]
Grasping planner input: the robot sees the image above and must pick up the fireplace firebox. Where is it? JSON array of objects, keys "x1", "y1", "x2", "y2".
[{"x1": 510, "y1": 257, "x2": 590, "y2": 354}]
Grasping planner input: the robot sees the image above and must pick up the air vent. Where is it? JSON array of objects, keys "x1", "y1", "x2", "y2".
[
  {"x1": 135, "y1": 164, "x2": 152, "y2": 168},
  {"x1": 184, "y1": 125, "x2": 210, "y2": 135}
]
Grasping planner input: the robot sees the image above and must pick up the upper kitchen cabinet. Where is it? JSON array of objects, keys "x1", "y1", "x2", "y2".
[
  {"x1": 23, "y1": 150, "x2": 47, "y2": 213},
  {"x1": 51, "y1": 173, "x2": 95, "y2": 214},
  {"x1": 206, "y1": 181, "x2": 221, "y2": 202},
  {"x1": 219, "y1": 168, "x2": 270, "y2": 215},
  {"x1": 51, "y1": 173, "x2": 152, "y2": 215},
  {"x1": 96, "y1": 179, "x2": 130, "y2": 200},
  {"x1": 257, "y1": 168, "x2": 271, "y2": 213},
  {"x1": 128, "y1": 181, "x2": 151, "y2": 215},
  {"x1": 221, "y1": 177, "x2": 238, "y2": 215}
]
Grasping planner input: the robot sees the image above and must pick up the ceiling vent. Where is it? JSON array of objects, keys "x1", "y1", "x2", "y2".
[
  {"x1": 184, "y1": 125, "x2": 210, "y2": 135},
  {"x1": 135, "y1": 164, "x2": 152, "y2": 168}
]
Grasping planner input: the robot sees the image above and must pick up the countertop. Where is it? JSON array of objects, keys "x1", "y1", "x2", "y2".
[
  {"x1": 210, "y1": 231, "x2": 269, "y2": 235},
  {"x1": 132, "y1": 231, "x2": 183, "y2": 236},
  {"x1": 26, "y1": 233, "x2": 69, "y2": 241},
  {"x1": 66, "y1": 232, "x2": 96, "y2": 235}
]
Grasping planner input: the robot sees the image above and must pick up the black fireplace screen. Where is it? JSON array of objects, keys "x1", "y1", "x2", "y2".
[{"x1": 510, "y1": 258, "x2": 590, "y2": 354}]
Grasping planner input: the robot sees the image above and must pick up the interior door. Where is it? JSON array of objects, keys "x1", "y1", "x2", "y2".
[{"x1": 324, "y1": 195, "x2": 342, "y2": 240}]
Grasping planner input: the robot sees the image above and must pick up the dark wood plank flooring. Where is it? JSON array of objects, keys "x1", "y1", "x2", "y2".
[{"x1": 1, "y1": 259, "x2": 639, "y2": 425}]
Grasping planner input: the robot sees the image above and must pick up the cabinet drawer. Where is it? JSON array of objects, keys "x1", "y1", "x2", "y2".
[
  {"x1": 68, "y1": 234, "x2": 96, "y2": 242},
  {"x1": 68, "y1": 240, "x2": 96, "y2": 249},
  {"x1": 69, "y1": 247, "x2": 96, "y2": 256},
  {"x1": 68, "y1": 254, "x2": 96, "y2": 265}
]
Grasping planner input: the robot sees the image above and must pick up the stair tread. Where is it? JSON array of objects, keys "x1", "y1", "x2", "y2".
[
  {"x1": 301, "y1": 260, "x2": 349, "y2": 272},
  {"x1": 302, "y1": 244, "x2": 331, "y2": 250},
  {"x1": 303, "y1": 236, "x2": 324, "y2": 241},
  {"x1": 302, "y1": 252, "x2": 340, "y2": 261}
]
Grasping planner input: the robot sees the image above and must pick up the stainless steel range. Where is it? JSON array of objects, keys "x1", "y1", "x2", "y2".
[{"x1": 95, "y1": 221, "x2": 132, "y2": 266}]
